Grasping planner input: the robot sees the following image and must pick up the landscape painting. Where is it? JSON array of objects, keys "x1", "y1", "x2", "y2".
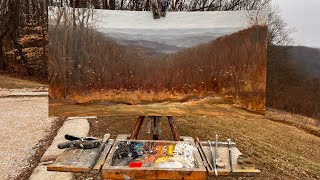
[{"x1": 48, "y1": 7, "x2": 268, "y2": 117}]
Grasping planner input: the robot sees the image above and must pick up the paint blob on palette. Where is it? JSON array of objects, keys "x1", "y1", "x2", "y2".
[
  {"x1": 48, "y1": 8, "x2": 268, "y2": 117},
  {"x1": 112, "y1": 141, "x2": 195, "y2": 168}
]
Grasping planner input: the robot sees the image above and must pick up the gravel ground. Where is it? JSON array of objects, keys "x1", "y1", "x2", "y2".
[{"x1": 0, "y1": 96, "x2": 55, "y2": 180}]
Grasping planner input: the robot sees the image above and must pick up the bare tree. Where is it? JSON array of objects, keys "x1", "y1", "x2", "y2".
[{"x1": 0, "y1": 0, "x2": 49, "y2": 78}]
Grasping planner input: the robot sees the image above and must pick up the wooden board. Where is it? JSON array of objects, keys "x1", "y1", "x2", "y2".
[
  {"x1": 92, "y1": 139, "x2": 114, "y2": 173},
  {"x1": 101, "y1": 135, "x2": 207, "y2": 180},
  {"x1": 102, "y1": 169, "x2": 206, "y2": 180},
  {"x1": 199, "y1": 141, "x2": 260, "y2": 177},
  {"x1": 47, "y1": 148, "x2": 100, "y2": 173},
  {"x1": 47, "y1": 134, "x2": 112, "y2": 173}
]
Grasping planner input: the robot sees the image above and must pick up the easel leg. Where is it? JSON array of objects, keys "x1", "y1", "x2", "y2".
[
  {"x1": 130, "y1": 116, "x2": 181, "y2": 141},
  {"x1": 130, "y1": 116, "x2": 145, "y2": 139},
  {"x1": 167, "y1": 116, "x2": 181, "y2": 141},
  {"x1": 152, "y1": 116, "x2": 161, "y2": 140}
]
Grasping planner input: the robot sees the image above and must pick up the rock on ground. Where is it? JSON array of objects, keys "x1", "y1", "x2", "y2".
[
  {"x1": 29, "y1": 165, "x2": 73, "y2": 180},
  {"x1": 0, "y1": 88, "x2": 47, "y2": 97},
  {"x1": 40, "y1": 118, "x2": 90, "y2": 162}
]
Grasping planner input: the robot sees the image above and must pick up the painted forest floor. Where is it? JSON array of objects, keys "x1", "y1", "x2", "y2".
[{"x1": 76, "y1": 110, "x2": 320, "y2": 180}]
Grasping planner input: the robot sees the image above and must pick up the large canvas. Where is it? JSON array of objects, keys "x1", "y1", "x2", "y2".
[{"x1": 48, "y1": 8, "x2": 268, "y2": 117}]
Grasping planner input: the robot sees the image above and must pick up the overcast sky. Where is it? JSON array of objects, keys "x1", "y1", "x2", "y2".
[{"x1": 275, "y1": 0, "x2": 320, "y2": 48}]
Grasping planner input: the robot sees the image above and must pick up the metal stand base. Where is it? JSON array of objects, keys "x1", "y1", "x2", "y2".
[{"x1": 129, "y1": 116, "x2": 181, "y2": 141}]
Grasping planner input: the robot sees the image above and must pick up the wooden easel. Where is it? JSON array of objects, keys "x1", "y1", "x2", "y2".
[{"x1": 129, "y1": 116, "x2": 181, "y2": 141}]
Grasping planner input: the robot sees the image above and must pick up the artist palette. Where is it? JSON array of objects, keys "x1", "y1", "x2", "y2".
[{"x1": 102, "y1": 135, "x2": 206, "y2": 179}]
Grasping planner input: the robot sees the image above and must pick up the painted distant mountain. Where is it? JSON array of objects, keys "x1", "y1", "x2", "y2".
[
  {"x1": 112, "y1": 39, "x2": 183, "y2": 55},
  {"x1": 94, "y1": 10, "x2": 267, "y2": 55},
  {"x1": 101, "y1": 28, "x2": 243, "y2": 54}
]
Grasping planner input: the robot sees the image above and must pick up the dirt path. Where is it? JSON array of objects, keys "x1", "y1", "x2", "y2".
[{"x1": 81, "y1": 110, "x2": 319, "y2": 180}]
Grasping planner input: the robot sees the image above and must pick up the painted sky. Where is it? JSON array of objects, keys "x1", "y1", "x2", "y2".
[
  {"x1": 275, "y1": 0, "x2": 320, "y2": 48},
  {"x1": 94, "y1": 10, "x2": 267, "y2": 54}
]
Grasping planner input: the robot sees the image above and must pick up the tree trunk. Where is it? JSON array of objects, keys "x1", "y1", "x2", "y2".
[
  {"x1": 10, "y1": 31, "x2": 33, "y2": 75},
  {"x1": 145, "y1": 0, "x2": 150, "y2": 11},
  {"x1": 103, "y1": 0, "x2": 109, "y2": 9},
  {"x1": 0, "y1": 40, "x2": 7, "y2": 71},
  {"x1": 25, "y1": 0, "x2": 30, "y2": 24},
  {"x1": 120, "y1": 0, "x2": 124, "y2": 10},
  {"x1": 109, "y1": 0, "x2": 115, "y2": 10}
]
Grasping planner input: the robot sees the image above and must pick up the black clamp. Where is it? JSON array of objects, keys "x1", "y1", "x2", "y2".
[{"x1": 57, "y1": 134, "x2": 101, "y2": 149}]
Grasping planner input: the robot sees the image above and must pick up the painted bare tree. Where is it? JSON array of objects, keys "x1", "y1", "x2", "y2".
[{"x1": 48, "y1": 5, "x2": 97, "y2": 98}]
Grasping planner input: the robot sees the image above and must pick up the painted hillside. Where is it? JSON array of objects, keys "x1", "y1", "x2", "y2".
[{"x1": 49, "y1": 25, "x2": 267, "y2": 112}]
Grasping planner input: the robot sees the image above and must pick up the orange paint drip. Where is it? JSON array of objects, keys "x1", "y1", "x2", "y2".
[{"x1": 156, "y1": 145, "x2": 163, "y2": 156}]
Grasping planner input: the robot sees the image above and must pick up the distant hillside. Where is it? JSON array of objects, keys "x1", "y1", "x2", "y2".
[
  {"x1": 287, "y1": 46, "x2": 320, "y2": 78},
  {"x1": 267, "y1": 46, "x2": 320, "y2": 119}
]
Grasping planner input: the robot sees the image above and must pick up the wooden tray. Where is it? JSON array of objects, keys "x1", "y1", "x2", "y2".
[
  {"x1": 47, "y1": 134, "x2": 114, "y2": 173},
  {"x1": 101, "y1": 135, "x2": 207, "y2": 180},
  {"x1": 199, "y1": 141, "x2": 260, "y2": 177}
]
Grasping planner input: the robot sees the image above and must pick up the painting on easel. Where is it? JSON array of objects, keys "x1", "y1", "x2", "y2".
[{"x1": 48, "y1": 7, "x2": 268, "y2": 117}]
